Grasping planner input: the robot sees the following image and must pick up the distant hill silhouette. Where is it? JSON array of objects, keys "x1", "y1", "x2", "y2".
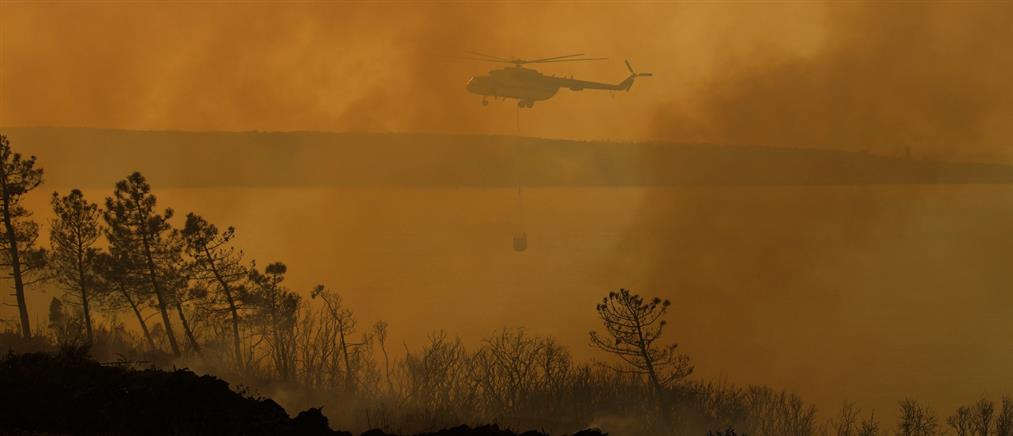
[{"x1": 5, "y1": 127, "x2": 1013, "y2": 188}]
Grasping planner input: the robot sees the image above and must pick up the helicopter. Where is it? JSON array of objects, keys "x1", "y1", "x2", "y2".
[{"x1": 454, "y1": 51, "x2": 653, "y2": 108}]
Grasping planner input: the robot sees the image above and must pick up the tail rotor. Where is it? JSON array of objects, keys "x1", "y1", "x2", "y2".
[
  {"x1": 622, "y1": 60, "x2": 653, "y2": 91},
  {"x1": 626, "y1": 59, "x2": 653, "y2": 77}
]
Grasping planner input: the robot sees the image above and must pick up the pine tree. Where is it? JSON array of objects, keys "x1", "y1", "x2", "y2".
[
  {"x1": 49, "y1": 189, "x2": 101, "y2": 345},
  {"x1": 182, "y1": 213, "x2": 246, "y2": 365},
  {"x1": 93, "y1": 251, "x2": 158, "y2": 352},
  {"x1": 0, "y1": 134, "x2": 46, "y2": 338},
  {"x1": 103, "y1": 172, "x2": 181, "y2": 356},
  {"x1": 589, "y1": 288, "x2": 693, "y2": 427},
  {"x1": 159, "y1": 228, "x2": 202, "y2": 355}
]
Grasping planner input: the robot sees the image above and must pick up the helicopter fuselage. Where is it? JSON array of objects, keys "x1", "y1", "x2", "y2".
[{"x1": 466, "y1": 66, "x2": 636, "y2": 108}]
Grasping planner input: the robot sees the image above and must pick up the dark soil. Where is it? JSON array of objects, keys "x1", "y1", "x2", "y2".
[
  {"x1": 0, "y1": 349, "x2": 347, "y2": 436},
  {"x1": 0, "y1": 349, "x2": 609, "y2": 436}
]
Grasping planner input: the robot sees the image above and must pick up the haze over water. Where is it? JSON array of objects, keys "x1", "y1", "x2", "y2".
[{"x1": 17, "y1": 180, "x2": 1013, "y2": 422}]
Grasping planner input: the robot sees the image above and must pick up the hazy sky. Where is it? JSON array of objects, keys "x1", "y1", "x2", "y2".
[{"x1": 3, "y1": 2, "x2": 1011, "y2": 161}]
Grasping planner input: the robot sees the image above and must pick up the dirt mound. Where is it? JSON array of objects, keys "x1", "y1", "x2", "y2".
[{"x1": 0, "y1": 349, "x2": 349, "y2": 436}]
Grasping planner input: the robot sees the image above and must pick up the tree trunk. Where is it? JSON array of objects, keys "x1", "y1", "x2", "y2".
[
  {"x1": 270, "y1": 301, "x2": 288, "y2": 381},
  {"x1": 268, "y1": 281, "x2": 292, "y2": 382},
  {"x1": 379, "y1": 338, "x2": 394, "y2": 396},
  {"x1": 633, "y1": 311, "x2": 672, "y2": 432},
  {"x1": 77, "y1": 249, "x2": 94, "y2": 345},
  {"x1": 321, "y1": 295, "x2": 355, "y2": 393},
  {"x1": 203, "y1": 245, "x2": 242, "y2": 367},
  {"x1": 119, "y1": 284, "x2": 157, "y2": 352},
  {"x1": 631, "y1": 312, "x2": 664, "y2": 397},
  {"x1": 338, "y1": 321, "x2": 355, "y2": 393},
  {"x1": 0, "y1": 173, "x2": 30, "y2": 339},
  {"x1": 174, "y1": 300, "x2": 202, "y2": 355},
  {"x1": 140, "y1": 233, "x2": 180, "y2": 356}
]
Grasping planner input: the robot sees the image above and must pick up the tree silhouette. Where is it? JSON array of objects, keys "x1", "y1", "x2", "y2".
[
  {"x1": 92, "y1": 251, "x2": 158, "y2": 352},
  {"x1": 831, "y1": 402, "x2": 860, "y2": 436},
  {"x1": 589, "y1": 288, "x2": 693, "y2": 425},
  {"x1": 972, "y1": 398, "x2": 995, "y2": 436},
  {"x1": 858, "y1": 411, "x2": 882, "y2": 436},
  {"x1": 311, "y1": 284, "x2": 363, "y2": 392},
  {"x1": 0, "y1": 134, "x2": 45, "y2": 339},
  {"x1": 157, "y1": 229, "x2": 202, "y2": 355},
  {"x1": 49, "y1": 189, "x2": 101, "y2": 345},
  {"x1": 949, "y1": 405, "x2": 973, "y2": 436},
  {"x1": 948, "y1": 397, "x2": 1013, "y2": 436},
  {"x1": 997, "y1": 397, "x2": 1013, "y2": 436},
  {"x1": 103, "y1": 172, "x2": 181, "y2": 356},
  {"x1": 245, "y1": 262, "x2": 300, "y2": 381},
  {"x1": 373, "y1": 320, "x2": 395, "y2": 397},
  {"x1": 899, "y1": 398, "x2": 940, "y2": 436},
  {"x1": 182, "y1": 213, "x2": 246, "y2": 366},
  {"x1": 471, "y1": 327, "x2": 570, "y2": 422}
]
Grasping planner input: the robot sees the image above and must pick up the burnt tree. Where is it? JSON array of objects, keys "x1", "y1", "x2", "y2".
[{"x1": 589, "y1": 288, "x2": 693, "y2": 425}]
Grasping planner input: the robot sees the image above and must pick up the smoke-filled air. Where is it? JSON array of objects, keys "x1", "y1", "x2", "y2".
[{"x1": 1, "y1": 2, "x2": 1012, "y2": 436}]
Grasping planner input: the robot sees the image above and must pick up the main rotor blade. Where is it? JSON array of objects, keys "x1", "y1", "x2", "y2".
[
  {"x1": 625, "y1": 60, "x2": 634, "y2": 73},
  {"x1": 525, "y1": 53, "x2": 587, "y2": 63},
  {"x1": 529, "y1": 57, "x2": 608, "y2": 64},
  {"x1": 463, "y1": 50, "x2": 510, "y2": 62},
  {"x1": 439, "y1": 54, "x2": 514, "y2": 64}
]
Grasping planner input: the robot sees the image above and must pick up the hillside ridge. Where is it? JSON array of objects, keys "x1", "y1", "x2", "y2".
[{"x1": 4, "y1": 127, "x2": 1012, "y2": 188}]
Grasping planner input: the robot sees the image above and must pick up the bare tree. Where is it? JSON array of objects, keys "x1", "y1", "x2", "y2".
[
  {"x1": 245, "y1": 262, "x2": 300, "y2": 381},
  {"x1": 295, "y1": 305, "x2": 339, "y2": 389},
  {"x1": 472, "y1": 327, "x2": 572, "y2": 426},
  {"x1": 311, "y1": 284, "x2": 365, "y2": 393},
  {"x1": 949, "y1": 405, "x2": 974, "y2": 436},
  {"x1": 742, "y1": 386, "x2": 817, "y2": 436},
  {"x1": 899, "y1": 398, "x2": 940, "y2": 436},
  {"x1": 996, "y1": 397, "x2": 1013, "y2": 436},
  {"x1": 374, "y1": 320, "x2": 395, "y2": 397},
  {"x1": 49, "y1": 189, "x2": 101, "y2": 345},
  {"x1": 972, "y1": 399, "x2": 996, "y2": 436},
  {"x1": 831, "y1": 402, "x2": 860, "y2": 436},
  {"x1": 589, "y1": 288, "x2": 693, "y2": 419},
  {"x1": 857, "y1": 411, "x2": 881, "y2": 436},
  {"x1": 0, "y1": 134, "x2": 45, "y2": 338},
  {"x1": 473, "y1": 327, "x2": 544, "y2": 419},
  {"x1": 401, "y1": 331, "x2": 475, "y2": 428}
]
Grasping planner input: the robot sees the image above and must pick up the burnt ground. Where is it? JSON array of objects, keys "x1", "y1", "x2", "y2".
[
  {"x1": 0, "y1": 349, "x2": 346, "y2": 436},
  {"x1": 0, "y1": 349, "x2": 608, "y2": 436}
]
